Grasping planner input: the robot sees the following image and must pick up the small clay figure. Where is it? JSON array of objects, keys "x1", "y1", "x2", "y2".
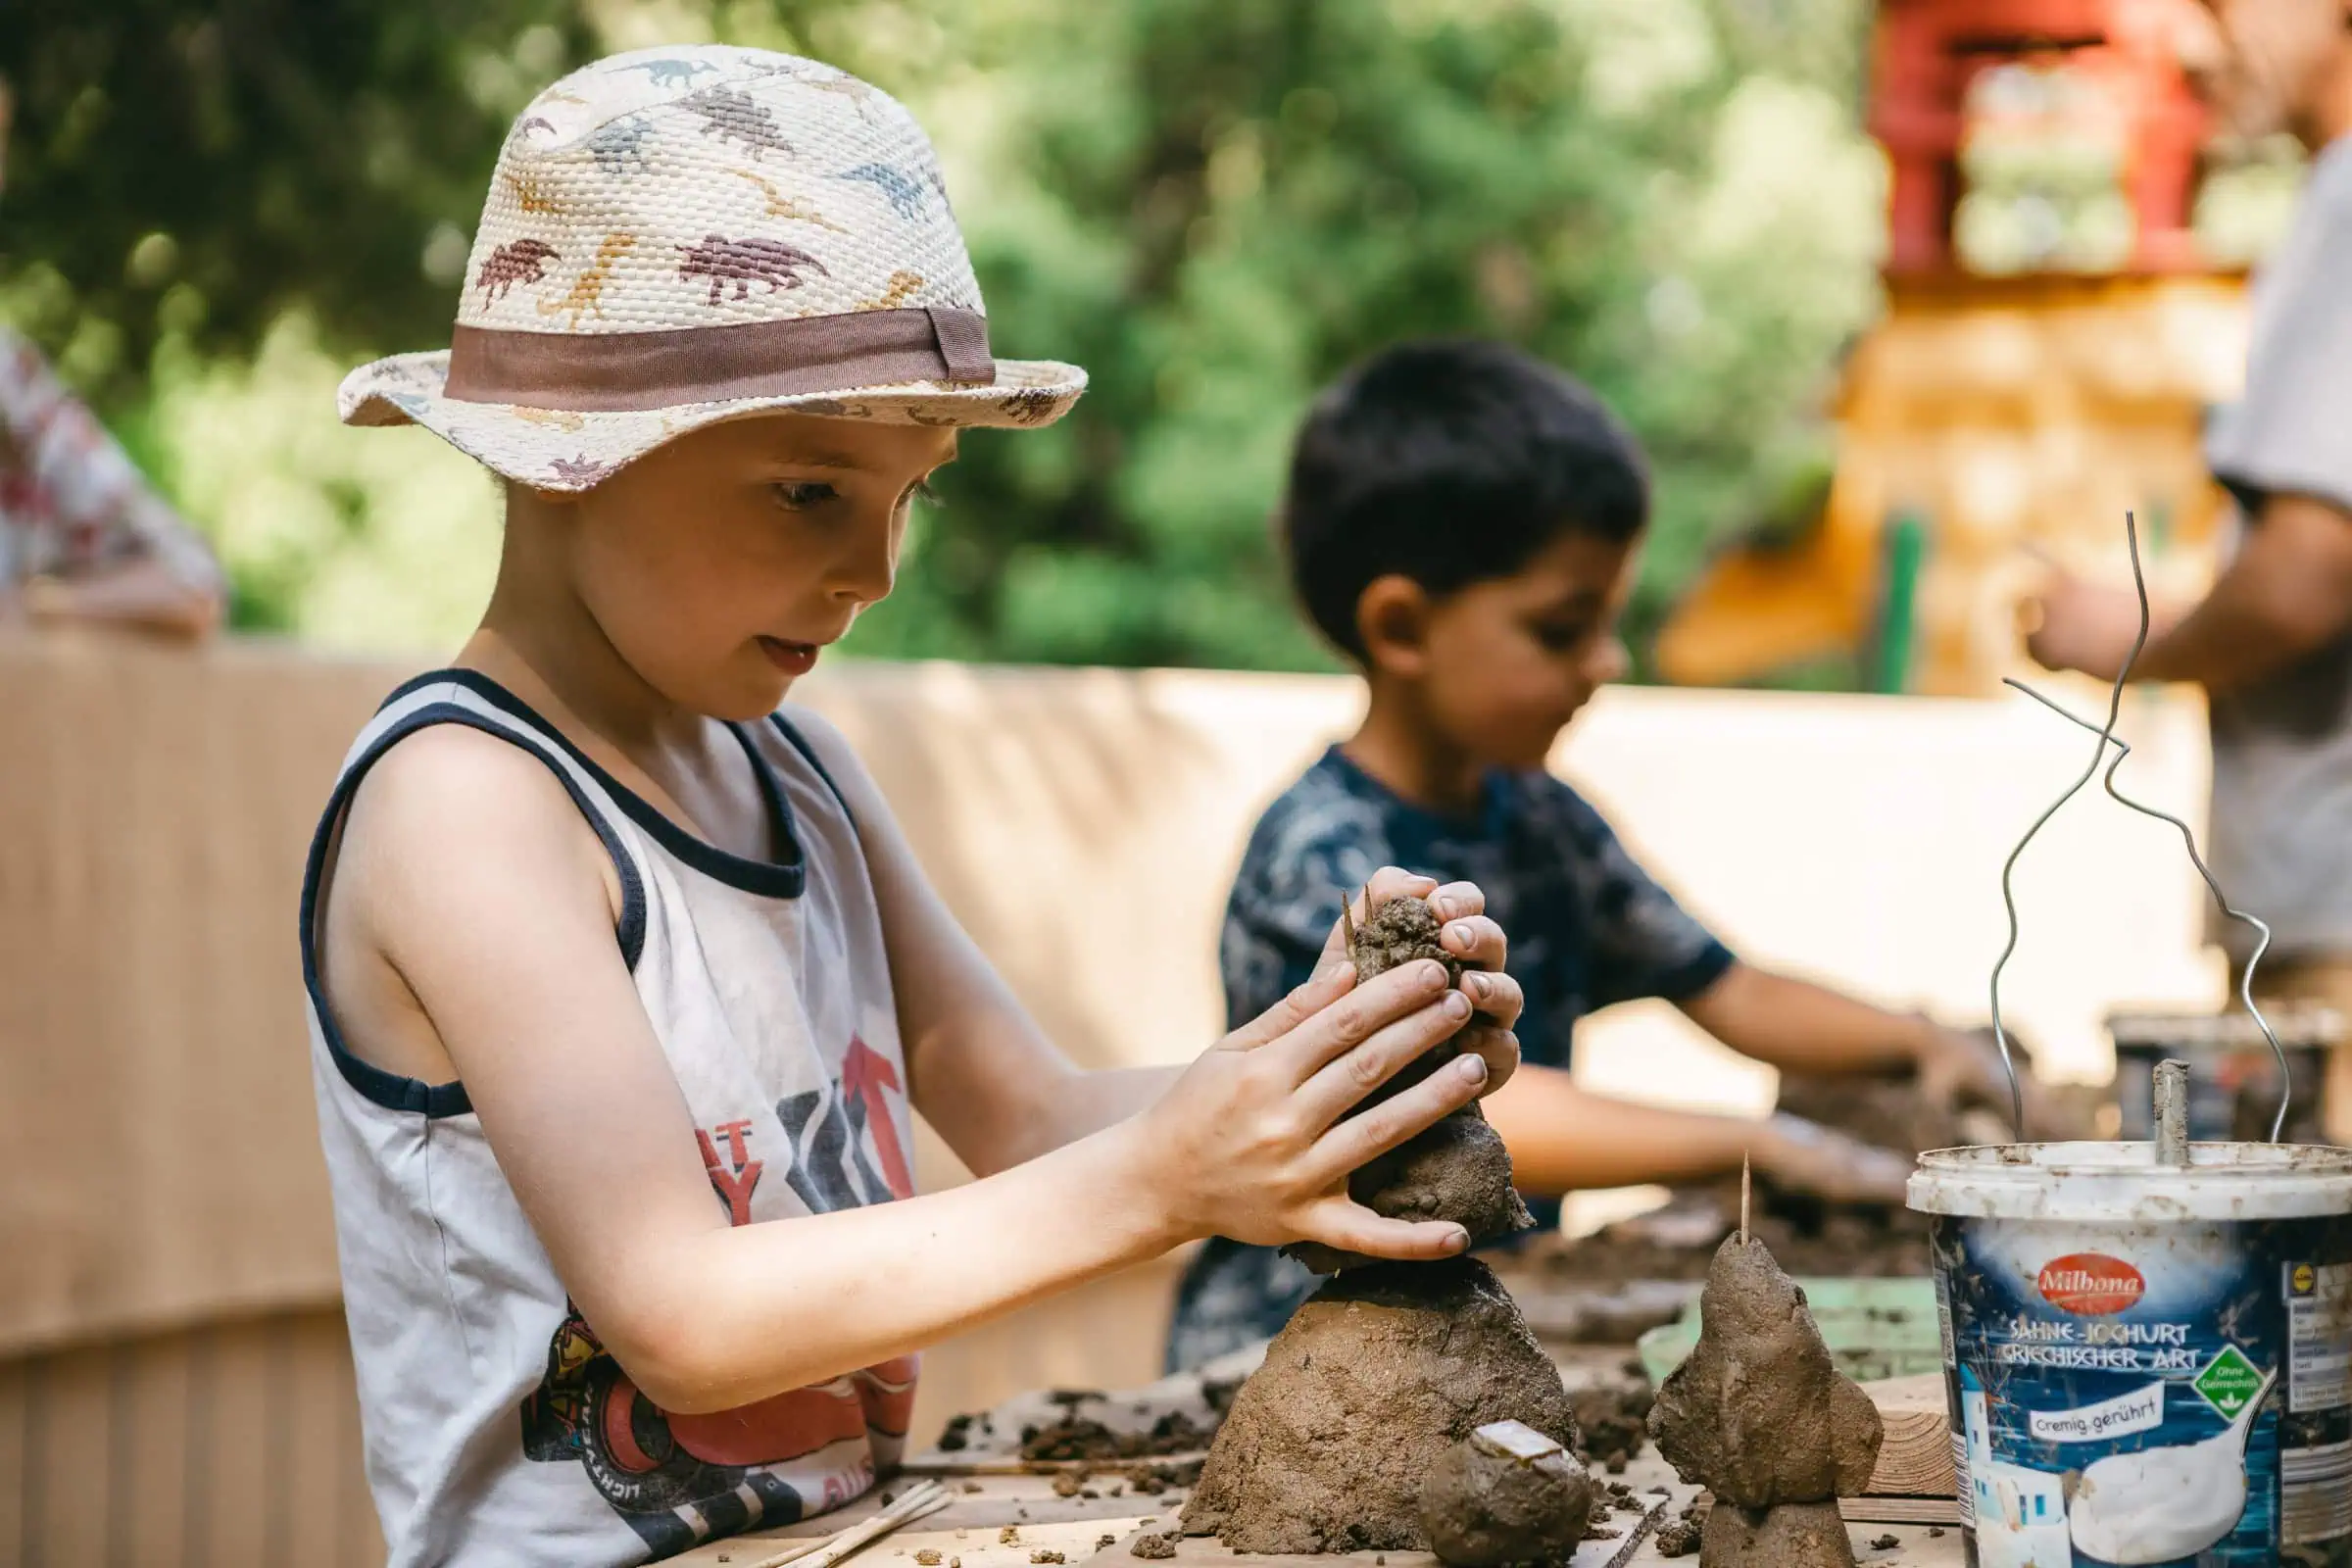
[
  {"x1": 1285, "y1": 1108, "x2": 1534, "y2": 1275},
  {"x1": 1417, "y1": 1419, "x2": 1596, "y2": 1566},
  {"x1": 1647, "y1": 1235, "x2": 1882, "y2": 1508},
  {"x1": 1645, "y1": 1231, "x2": 1883, "y2": 1567},
  {"x1": 1284, "y1": 893, "x2": 1530, "y2": 1274},
  {"x1": 1697, "y1": 1501, "x2": 1854, "y2": 1567},
  {"x1": 1183, "y1": 1258, "x2": 1578, "y2": 1553},
  {"x1": 1189, "y1": 891, "x2": 1569, "y2": 1553}
]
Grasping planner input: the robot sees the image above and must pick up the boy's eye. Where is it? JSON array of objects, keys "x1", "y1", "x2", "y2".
[
  {"x1": 1532, "y1": 619, "x2": 1597, "y2": 653},
  {"x1": 771, "y1": 480, "x2": 840, "y2": 511}
]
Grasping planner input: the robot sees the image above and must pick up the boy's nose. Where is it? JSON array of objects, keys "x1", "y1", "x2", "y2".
[
  {"x1": 828, "y1": 517, "x2": 899, "y2": 607},
  {"x1": 1589, "y1": 635, "x2": 1630, "y2": 686}
]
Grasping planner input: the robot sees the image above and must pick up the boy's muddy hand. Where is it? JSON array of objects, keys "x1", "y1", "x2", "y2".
[
  {"x1": 1753, "y1": 1113, "x2": 1914, "y2": 1207},
  {"x1": 1132, "y1": 872, "x2": 1518, "y2": 1262},
  {"x1": 1312, "y1": 870, "x2": 1524, "y2": 1095},
  {"x1": 1914, "y1": 1020, "x2": 2058, "y2": 1138}
]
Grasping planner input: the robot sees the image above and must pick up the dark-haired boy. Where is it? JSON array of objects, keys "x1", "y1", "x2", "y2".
[{"x1": 1166, "y1": 338, "x2": 2027, "y2": 1370}]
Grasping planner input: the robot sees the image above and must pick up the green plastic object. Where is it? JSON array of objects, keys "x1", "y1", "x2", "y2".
[
  {"x1": 1870, "y1": 513, "x2": 1928, "y2": 696},
  {"x1": 1635, "y1": 1277, "x2": 1942, "y2": 1388}
]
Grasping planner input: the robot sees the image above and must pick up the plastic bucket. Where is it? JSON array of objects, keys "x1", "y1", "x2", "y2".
[
  {"x1": 2109, "y1": 1005, "x2": 2339, "y2": 1146},
  {"x1": 1910, "y1": 1141, "x2": 2352, "y2": 1567}
]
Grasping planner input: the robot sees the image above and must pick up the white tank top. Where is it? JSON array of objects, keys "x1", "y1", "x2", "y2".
[{"x1": 303, "y1": 669, "x2": 917, "y2": 1567}]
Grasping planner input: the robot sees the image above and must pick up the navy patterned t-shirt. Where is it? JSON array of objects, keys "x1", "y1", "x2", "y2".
[{"x1": 1164, "y1": 745, "x2": 1736, "y2": 1372}]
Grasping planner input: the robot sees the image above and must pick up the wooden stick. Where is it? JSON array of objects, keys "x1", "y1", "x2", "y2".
[
  {"x1": 1602, "y1": 1497, "x2": 1672, "y2": 1568},
  {"x1": 745, "y1": 1482, "x2": 952, "y2": 1568},
  {"x1": 1740, "y1": 1151, "x2": 1751, "y2": 1246},
  {"x1": 1341, "y1": 885, "x2": 1363, "y2": 965},
  {"x1": 900, "y1": 1451, "x2": 1207, "y2": 1477}
]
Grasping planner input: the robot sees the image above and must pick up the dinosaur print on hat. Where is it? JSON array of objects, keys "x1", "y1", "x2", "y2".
[
  {"x1": 475, "y1": 238, "x2": 560, "y2": 302},
  {"x1": 626, "y1": 58, "x2": 715, "y2": 89},
  {"x1": 685, "y1": 86, "x2": 795, "y2": 160},
  {"x1": 539, "y1": 233, "x2": 636, "y2": 326},
  {"x1": 676, "y1": 235, "x2": 828, "y2": 306},
  {"x1": 832, "y1": 163, "x2": 928, "y2": 220},
  {"x1": 338, "y1": 42, "x2": 1087, "y2": 486}
]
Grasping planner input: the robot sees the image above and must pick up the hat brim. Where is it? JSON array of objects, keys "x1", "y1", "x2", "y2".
[{"x1": 338, "y1": 350, "x2": 1088, "y2": 492}]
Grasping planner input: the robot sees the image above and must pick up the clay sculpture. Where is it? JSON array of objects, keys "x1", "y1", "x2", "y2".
[
  {"x1": 1285, "y1": 897, "x2": 1533, "y2": 1275},
  {"x1": 1184, "y1": 892, "x2": 1569, "y2": 1553},
  {"x1": 1646, "y1": 1230, "x2": 1885, "y2": 1567},
  {"x1": 1417, "y1": 1419, "x2": 1596, "y2": 1566},
  {"x1": 1182, "y1": 1257, "x2": 1578, "y2": 1552}
]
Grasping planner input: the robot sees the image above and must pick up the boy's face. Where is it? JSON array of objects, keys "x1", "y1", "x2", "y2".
[
  {"x1": 557, "y1": 413, "x2": 954, "y2": 719},
  {"x1": 1374, "y1": 530, "x2": 1638, "y2": 772},
  {"x1": 2191, "y1": 0, "x2": 2352, "y2": 142}
]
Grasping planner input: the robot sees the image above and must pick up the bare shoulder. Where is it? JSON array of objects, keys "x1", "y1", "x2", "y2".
[
  {"x1": 335, "y1": 722, "x2": 621, "y2": 938},
  {"x1": 777, "y1": 702, "x2": 889, "y2": 812}
]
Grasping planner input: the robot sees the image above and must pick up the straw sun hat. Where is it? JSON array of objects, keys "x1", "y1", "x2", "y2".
[{"x1": 339, "y1": 44, "x2": 1087, "y2": 491}]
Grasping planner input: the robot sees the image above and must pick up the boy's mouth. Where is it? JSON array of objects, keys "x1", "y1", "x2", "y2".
[{"x1": 757, "y1": 636, "x2": 821, "y2": 676}]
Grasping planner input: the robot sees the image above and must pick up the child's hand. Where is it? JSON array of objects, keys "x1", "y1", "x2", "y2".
[
  {"x1": 1753, "y1": 1112, "x2": 1914, "y2": 1206},
  {"x1": 1307, "y1": 872, "x2": 1523, "y2": 1095},
  {"x1": 1913, "y1": 1019, "x2": 2059, "y2": 1138},
  {"x1": 1128, "y1": 869, "x2": 1525, "y2": 1262}
]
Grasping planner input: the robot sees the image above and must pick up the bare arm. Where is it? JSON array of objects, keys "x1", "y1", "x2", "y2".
[
  {"x1": 22, "y1": 555, "x2": 224, "y2": 640},
  {"x1": 1680, "y1": 960, "x2": 2041, "y2": 1133},
  {"x1": 336, "y1": 727, "x2": 1505, "y2": 1415},
  {"x1": 785, "y1": 710, "x2": 1520, "y2": 1172},
  {"x1": 1482, "y1": 1063, "x2": 1759, "y2": 1192},
  {"x1": 1676, "y1": 962, "x2": 1925, "y2": 1078},
  {"x1": 1482, "y1": 1063, "x2": 1912, "y2": 1204},
  {"x1": 2029, "y1": 494, "x2": 2352, "y2": 690}
]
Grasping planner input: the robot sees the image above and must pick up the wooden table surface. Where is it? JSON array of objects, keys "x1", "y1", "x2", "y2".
[{"x1": 664, "y1": 1383, "x2": 1968, "y2": 1568}]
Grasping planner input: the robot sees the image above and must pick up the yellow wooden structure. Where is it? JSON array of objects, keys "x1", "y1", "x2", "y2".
[{"x1": 1656, "y1": 273, "x2": 2247, "y2": 695}]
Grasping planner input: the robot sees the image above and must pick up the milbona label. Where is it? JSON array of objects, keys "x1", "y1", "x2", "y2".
[{"x1": 1934, "y1": 1212, "x2": 2352, "y2": 1567}]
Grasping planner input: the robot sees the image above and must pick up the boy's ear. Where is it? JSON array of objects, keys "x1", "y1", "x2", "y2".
[{"x1": 1355, "y1": 573, "x2": 1434, "y2": 677}]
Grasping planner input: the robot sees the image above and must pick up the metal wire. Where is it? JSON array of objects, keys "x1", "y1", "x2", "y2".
[{"x1": 1994, "y1": 512, "x2": 2293, "y2": 1143}]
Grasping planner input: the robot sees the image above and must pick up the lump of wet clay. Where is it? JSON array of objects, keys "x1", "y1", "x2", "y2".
[
  {"x1": 1183, "y1": 1257, "x2": 1578, "y2": 1553},
  {"x1": 1416, "y1": 1419, "x2": 1596, "y2": 1567},
  {"x1": 1286, "y1": 1107, "x2": 1535, "y2": 1275},
  {"x1": 1282, "y1": 896, "x2": 1529, "y2": 1276},
  {"x1": 1647, "y1": 1235, "x2": 1883, "y2": 1508},
  {"x1": 1348, "y1": 894, "x2": 1463, "y2": 990},
  {"x1": 1699, "y1": 1501, "x2": 1856, "y2": 1568}
]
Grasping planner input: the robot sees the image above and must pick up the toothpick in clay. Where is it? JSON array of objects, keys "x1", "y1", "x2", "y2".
[{"x1": 1740, "y1": 1152, "x2": 1751, "y2": 1247}]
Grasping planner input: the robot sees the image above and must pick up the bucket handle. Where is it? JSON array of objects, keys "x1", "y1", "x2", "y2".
[{"x1": 1990, "y1": 513, "x2": 2293, "y2": 1144}]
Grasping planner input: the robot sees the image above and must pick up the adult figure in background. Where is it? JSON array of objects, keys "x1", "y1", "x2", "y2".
[
  {"x1": 0, "y1": 76, "x2": 223, "y2": 637},
  {"x1": 2031, "y1": 0, "x2": 2352, "y2": 1136}
]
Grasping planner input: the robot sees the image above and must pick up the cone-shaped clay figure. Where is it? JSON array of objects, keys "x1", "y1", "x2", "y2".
[
  {"x1": 1646, "y1": 1233, "x2": 1884, "y2": 1567},
  {"x1": 1187, "y1": 892, "x2": 1567, "y2": 1552},
  {"x1": 1183, "y1": 1259, "x2": 1579, "y2": 1553}
]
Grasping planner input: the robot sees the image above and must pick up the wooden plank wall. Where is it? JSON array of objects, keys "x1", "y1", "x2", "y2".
[
  {"x1": 0, "y1": 1255, "x2": 1180, "y2": 1568},
  {"x1": 0, "y1": 1310, "x2": 381, "y2": 1568}
]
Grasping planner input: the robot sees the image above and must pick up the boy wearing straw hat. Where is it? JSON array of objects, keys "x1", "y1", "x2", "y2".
[{"x1": 306, "y1": 46, "x2": 1525, "y2": 1568}]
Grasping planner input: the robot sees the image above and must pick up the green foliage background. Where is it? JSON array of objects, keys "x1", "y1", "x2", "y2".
[{"x1": 0, "y1": 0, "x2": 1886, "y2": 666}]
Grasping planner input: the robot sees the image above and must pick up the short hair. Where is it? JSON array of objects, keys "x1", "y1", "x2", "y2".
[{"x1": 1281, "y1": 338, "x2": 1649, "y2": 661}]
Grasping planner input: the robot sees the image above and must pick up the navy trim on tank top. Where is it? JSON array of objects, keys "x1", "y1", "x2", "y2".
[
  {"x1": 770, "y1": 713, "x2": 856, "y2": 825},
  {"x1": 299, "y1": 701, "x2": 652, "y2": 1118},
  {"x1": 409, "y1": 668, "x2": 812, "y2": 900}
]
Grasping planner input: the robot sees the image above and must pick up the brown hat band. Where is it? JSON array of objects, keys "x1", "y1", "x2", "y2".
[{"x1": 442, "y1": 305, "x2": 996, "y2": 412}]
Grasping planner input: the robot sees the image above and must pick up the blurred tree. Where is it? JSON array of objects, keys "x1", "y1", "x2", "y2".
[
  {"x1": 0, "y1": 0, "x2": 599, "y2": 403},
  {"x1": 830, "y1": 0, "x2": 1886, "y2": 669},
  {"x1": 1, "y1": 0, "x2": 1884, "y2": 667}
]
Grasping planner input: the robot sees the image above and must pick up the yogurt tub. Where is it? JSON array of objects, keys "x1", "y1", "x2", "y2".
[{"x1": 1910, "y1": 1141, "x2": 2352, "y2": 1567}]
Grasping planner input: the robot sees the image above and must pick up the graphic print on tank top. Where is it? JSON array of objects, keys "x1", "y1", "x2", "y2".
[{"x1": 519, "y1": 1054, "x2": 919, "y2": 1558}]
